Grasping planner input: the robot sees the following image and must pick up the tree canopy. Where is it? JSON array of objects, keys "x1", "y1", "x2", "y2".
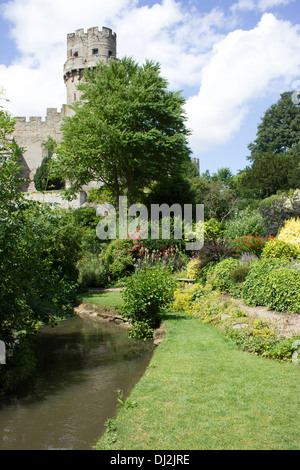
[
  {"x1": 248, "y1": 91, "x2": 300, "y2": 160},
  {"x1": 56, "y1": 57, "x2": 191, "y2": 206},
  {"x1": 238, "y1": 91, "x2": 300, "y2": 197}
]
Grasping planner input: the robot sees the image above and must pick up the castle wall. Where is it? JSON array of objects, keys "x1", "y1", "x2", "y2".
[{"x1": 13, "y1": 107, "x2": 66, "y2": 189}]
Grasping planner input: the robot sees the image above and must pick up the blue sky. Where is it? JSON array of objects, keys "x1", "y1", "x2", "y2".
[{"x1": 1, "y1": 0, "x2": 300, "y2": 175}]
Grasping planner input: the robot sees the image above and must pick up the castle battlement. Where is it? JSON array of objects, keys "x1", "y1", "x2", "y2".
[
  {"x1": 67, "y1": 26, "x2": 116, "y2": 40},
  {"x1": 15, "y1": 107, "x2": 66, "y2": 124}
]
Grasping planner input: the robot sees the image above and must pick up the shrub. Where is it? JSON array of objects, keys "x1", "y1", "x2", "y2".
[
  {"x1": 34, "y1": 155, "x2": 64, "y2": 191},
  {"x1": 225, "y1": 322, "x2": 299, "y2": 361},
  {"x1": 173, "y1": 283, "x2": 211, "y2": 312},
  {"x1": 173, "y1": 285, "x2": 247, "y2": 325},
  {"x1": 122, "y1": 266, "x2": 176, "y2": 337},
  {"x1": 102, "y1": 238, "x2": 146, "y2": 281},
  {"x1": 242, "y1": 259, "x2": 283, "y2": 307},
  {"x1": 261, "y1": 239, "x2": 300, "y2": 261},
  {"x1": 287, "y1": 261, "x2": 300, "y2": 273},
  {"x1": 173, "y1": 283, "x2": 299, "y2": 362},
  {"x1": 193, "y1": 237, "x2": 235, "y2": 276},
  {"x1": 186, "y1": 258, "x2": 201, "y2": 279},
  {"x1": 259, "y1": 191, "x2": 300, "y2": 236},
  {"x1": 72, "y1": 206, "x2": 98, "y2": 229},
  {"x1": 229, "y1": 265, "x2": 251, "y2": 283},
  {"x1": 263, "y1": 268, "x2": 300, "y2": 313},
  {"x1": 206, "y1": 258, "x2": 240, "y2": 293},
  {"x1": 78, "y1": 253, "x2": 107, "y2": 288},
  {"x1": 277, "y1": 217, "x2": 300, "y2": 250},
  {"x1": 224, "y1": 207, "x2": 265, "y2": 243},
  {"x1": 204, "y1": 218, "x2": 225, "y2": 240}
]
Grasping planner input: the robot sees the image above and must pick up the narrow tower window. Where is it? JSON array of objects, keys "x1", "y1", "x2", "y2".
[{"x1": 92, "y1": 48, "x2": 98, "y2": 55}]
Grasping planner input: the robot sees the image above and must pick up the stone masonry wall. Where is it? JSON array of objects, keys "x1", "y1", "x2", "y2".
[{"x1": 13, "y1": 107, "x2": 66, "y2": 190}]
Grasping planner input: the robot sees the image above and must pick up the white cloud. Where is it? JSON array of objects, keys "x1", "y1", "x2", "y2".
[
  {"x1": 231, "y1": 0, "x2": 295, "y2": 13},
  {"x1": 0, "y1": 0, "x2": 226, "y2": 116},
  {"x1": 230, "y1": 0, "x2": 256, "y2": 13},
  {"x1": 258, "y1": 0, "x2": 294, "y2": 11},
  {"x1": 186, "y1": 13, "x2": 300, "y2": 153},
  {"x1": 0, "y1": 0, "x2": 134, "y2": 116}
]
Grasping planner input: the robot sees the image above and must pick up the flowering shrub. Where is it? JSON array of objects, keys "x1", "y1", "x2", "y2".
[
  {"x1": 102, "y1": 237, "x2": 146, "y2": 281},
  {"x1": 135, "y1": 245, "x2": 187, "y2": 273},
  {"x1": 233, "y1": 234, "x2": 273, "y2": 257}
]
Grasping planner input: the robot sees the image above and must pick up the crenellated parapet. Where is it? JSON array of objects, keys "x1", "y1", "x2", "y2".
[{"x1": 15, "y1": 107, "x2": 67, "y2": 125}]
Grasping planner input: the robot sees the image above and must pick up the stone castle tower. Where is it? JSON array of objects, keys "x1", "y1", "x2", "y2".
[
  {"x1": 13, "y1": 26, "x2": 117, "y2": 190},
  {"x1": 64, "y1": 26, "x2": 117, "y2": 110}
]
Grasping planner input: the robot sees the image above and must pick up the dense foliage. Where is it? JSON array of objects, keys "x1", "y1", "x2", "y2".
[
  {"x1": 34, "y1": 137, "x2": 64, "y2": 191},
  {"x1": 0, "y1": 106, "x2": 82, "y2": 390},
  {"x1": 34, "y1": 155, "x2": 64, "y2": 191},
  {"x1": 122, "y1": 266, "x2": 176, "y2": 338}
]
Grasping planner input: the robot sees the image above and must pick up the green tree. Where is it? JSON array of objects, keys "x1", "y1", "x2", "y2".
[
  {"x1": 248, "y1": 91, "x2": 300, "y2": 160},
  {"x1": 56, "y1": 57, "x2": 191, "y2": 206},
  {"x1": 241, "y1": 92, "x2": 300, "y2": 197},
  {"x1": 34, "y1": 137, "x2": 64, "y2": 191},
  {"x1": 145, "y1": 157, "x2": 197, "y2": 208},
  {"x1": 238, "y1": 152, "x2": 300, "y2": 198}
]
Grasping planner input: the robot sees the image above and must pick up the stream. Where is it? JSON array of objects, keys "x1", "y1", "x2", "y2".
[{"x1": 0, "y1": 315, "x2": 153, "y2": 450}]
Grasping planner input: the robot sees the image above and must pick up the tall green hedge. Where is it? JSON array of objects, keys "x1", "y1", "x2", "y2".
[
  {"x1": 242, "y1": 259, "x2": 300, "y2": 313},
  {"x1": 34, "y1": 155, "x2": 64, "y2": 191}
]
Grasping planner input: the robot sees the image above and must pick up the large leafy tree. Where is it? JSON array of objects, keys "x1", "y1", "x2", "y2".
[
  {"x1": 239, "y1": 92, "x2": 300, "y2": 197},
  {"x1": 248, "y1": 91, "x2": 300, "y2": 160},
  {"x1": 56, "y1": 57, "x2": 191, "y2": 206}
]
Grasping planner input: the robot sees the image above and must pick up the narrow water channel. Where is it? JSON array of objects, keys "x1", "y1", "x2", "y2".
[{"x1": 0, "y1": 315, "x2": 153, "y2": 450}]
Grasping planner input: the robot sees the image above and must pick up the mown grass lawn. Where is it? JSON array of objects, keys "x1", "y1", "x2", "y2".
[
  {"x1": 77, "y1": 289, "x2": 124, "y2": 309},
  {"x1": 79, "y1": 290, "x2": 300, "y2": 450}
]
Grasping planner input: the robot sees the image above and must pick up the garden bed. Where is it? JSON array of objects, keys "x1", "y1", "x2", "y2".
[{"x1": 221, "y1": 295, "x2": 300, "y2": 338}]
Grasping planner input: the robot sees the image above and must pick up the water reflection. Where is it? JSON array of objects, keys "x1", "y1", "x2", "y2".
[{"x1": 0, "y1": 315, "x2": 153, "y2": 450}]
